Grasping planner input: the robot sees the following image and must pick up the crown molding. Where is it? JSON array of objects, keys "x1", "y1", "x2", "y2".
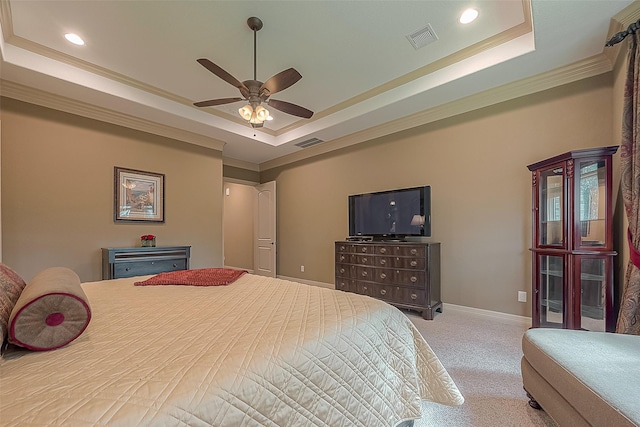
[
  {"x1": 259, "y1": 53, "x2": 613, "y2": 171},
  {"x1": 603, "y1": 2, "x2": 640, "y2": 66},
  {"x1": 223, "y1": 157, "x2": 260, "y2": 172},
  {"x1": 0, "y1": 80, "x2": 226, "y2": 152}
]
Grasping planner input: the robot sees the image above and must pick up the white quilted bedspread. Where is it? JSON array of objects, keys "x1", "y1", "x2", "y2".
[{"x1": 0, "y1": 274, "x2": 463, "y2": 426}]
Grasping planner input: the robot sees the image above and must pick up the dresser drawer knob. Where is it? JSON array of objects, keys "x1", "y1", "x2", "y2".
[
  {"x1": 410, "y1": 249, "x2": 417, "y2": 255},
  {"x1": 363, "y1": 286, "x2": 368, "y2": 291},
  {"x1": 151, "y1": 262, "x2": 155, "y2": 265},
  {"x1": 340, "y1": 255, "x2": 345, "y2": 261},
  {"x1": 173, "y1": 264, "x2": 177, "y2": 268},
  {"x1": 380, "y1": 259, "x2": 386, "y2": 265},
  {"x1": 380, "y1": 273, "x2": 386, "y2": 279},
  {"x1": 380, "y1": 248, "x2": 386, "y2": 254},
  {"x1": 380, "y1": 289, "x2": 387, "y2": 295},
  {"x1": 361, "y1": 247, "x2": 367, "y2": 253},
  {"x1": 340, "y1": 246, "x2": 345, "y2": 251},
  {"x1": 362, "y1": 271, "x2": 368, "y2": 277},
  {"x1": 410, "y1": 293, "x2": 418, "y2": 300},
  {"x1": 125, "y1": 267, "x2": 130, "y2": 272},
  {"x1": 340, "y1": 268, "x2": 345, "y2": 274},
  {"x1": 362, "y1": 257, "x2": 367, "y2": 263},
  {"x1": 410, "y1": 260, "x2": 417, "y2": 267},
  {"x1": 410, "y1": 276, "x2": 417, "y2": 283},
  {"x1": 339, "y1": 282, "x2": 345, "y2": 288}
]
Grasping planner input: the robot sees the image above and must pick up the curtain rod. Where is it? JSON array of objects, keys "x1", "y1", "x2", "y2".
[{"x1": 606, "y1": 18, "x2": 640, "y2": 47}]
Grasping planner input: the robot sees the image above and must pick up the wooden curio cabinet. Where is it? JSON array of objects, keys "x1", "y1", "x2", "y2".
[{"x1": 527, "y1": 146, "x2": 618, "y2": 332}]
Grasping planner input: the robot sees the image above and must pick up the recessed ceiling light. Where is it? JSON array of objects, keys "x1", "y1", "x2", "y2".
[
  {"x1": 64, "y1": 33, "x2": 85, "y2": 46},
  {"x1": 459, "y1": 8, "x2": 479, "y2": 24},
  {"x1": 266, "y1": 116, "x2": 273, "y2": 121}
]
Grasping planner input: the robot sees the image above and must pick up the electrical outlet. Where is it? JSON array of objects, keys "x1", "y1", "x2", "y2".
[
  {"x1": 301, "y1": 265, "x2": 305, "y2": 272},
  {"x1": 518, "y1": 291, "x2": 527, "y2": 302}
]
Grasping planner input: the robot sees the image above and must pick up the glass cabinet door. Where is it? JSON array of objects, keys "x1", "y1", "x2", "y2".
[
  {"x1": 578, "y1": 257, "x2": 607, "y2": 332},
  {"x1": 538, "y1": 254, "x2": 564, "y2": 328},
  {"x1": 577, "y1": 159, "x2": 607, "y2": 247},
  {"x1": 539, "y1": 167, "x2": 564, "y2": 246}
]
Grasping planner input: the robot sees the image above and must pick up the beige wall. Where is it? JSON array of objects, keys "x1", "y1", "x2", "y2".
[
  {"x1": 262, "y1": 74, "x2": 617, "y2": 317},
  {"x1": 1, "y1": 97, "x2": 224, "y2": 282},
  {"x1": 223, "y1": 181, "x2": 255, "y2": 270}
]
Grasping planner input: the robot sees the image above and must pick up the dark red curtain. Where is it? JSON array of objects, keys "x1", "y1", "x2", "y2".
[{"x1": 617, "y1": 32, "x2": 640, "y2": 334}]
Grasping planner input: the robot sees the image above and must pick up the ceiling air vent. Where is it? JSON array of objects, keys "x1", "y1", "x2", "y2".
[
  {"x1": 406, "y1": 23, "x2": 438, "y2": 50},
  {"x1": 295, "y1": 137, "x2": 324, "y2": 148}
]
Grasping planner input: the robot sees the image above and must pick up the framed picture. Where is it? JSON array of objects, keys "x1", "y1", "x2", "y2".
[{"x1": 114, "y1": 167, "x2": 165, "y2": 222}]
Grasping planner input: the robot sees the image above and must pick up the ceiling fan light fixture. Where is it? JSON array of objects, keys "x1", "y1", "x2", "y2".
[
  {"x1": 255, "y1": 105, "x2": 270, "y2": 122},
  {"x1": 239, "y1": 105, "x2": 253, "y2": 121},
  {"x1": 240, "y1": 104, "x2": 270, "y2": 125}
]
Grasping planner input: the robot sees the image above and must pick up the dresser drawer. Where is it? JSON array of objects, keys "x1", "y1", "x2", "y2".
[
  {"x1": 372, "y1": 268, "x2": 424, "y2": 286},
  {"x1": 335, "y1": 278, "x2": 356, "y2": 293},
  {"x1": 336, "y1": 252, "x2": 352, "y2": 263},
  {"x1": 114, "y1": 259, "x2": 187, "y2": 278},
  {"x1": 375, "y1": 245, "x2": 424, "y2": 257},
  {"x1": 393, "y1": 288, "x2": 426, "y2": 306},
  {"x1": 368, "y1": 284, "x2": 425, "y2": 307},
  {"x1": 375, "y1": 256, "x2": 425, "y2": 270},
  {"x1": 335, "y1": 263, "x2": 355, "y2": 278}
]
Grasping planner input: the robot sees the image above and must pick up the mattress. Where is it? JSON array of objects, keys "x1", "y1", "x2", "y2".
[{"x1": 0, "y1": 273, "x2": 463, "y2": 426}]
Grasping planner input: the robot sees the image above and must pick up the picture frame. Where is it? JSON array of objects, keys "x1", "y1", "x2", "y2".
[{"x1": 114, "y1": 167, "x2": 165, "y2": 222}]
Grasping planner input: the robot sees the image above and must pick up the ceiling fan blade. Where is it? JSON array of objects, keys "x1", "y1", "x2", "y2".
[
  {"x1": 260, "y1": 68, "x2": 302, "y2": 97},
  {"x1": 197, "y1": 58, "x2": 248, "y2": 92},
  {"x1": 193, "y1": 97, "x2": 243, "y2": 107},
  {"x1": 267, "y1": 99, "x2": 314, "y2": 119}
]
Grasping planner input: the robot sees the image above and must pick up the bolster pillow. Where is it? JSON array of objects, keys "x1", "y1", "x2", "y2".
[{"x1": 8, "y1": 267, "x2": 91, "y2": 351}]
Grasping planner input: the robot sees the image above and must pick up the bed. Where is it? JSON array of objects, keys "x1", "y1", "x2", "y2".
[{"x1": 0, "y1": 271, "x2": 463, "y2": 426}]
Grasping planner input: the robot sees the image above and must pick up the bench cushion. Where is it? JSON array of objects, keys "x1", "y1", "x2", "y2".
[{"x1": 522, "y1": 328, "x2": 640, "y2": 427}]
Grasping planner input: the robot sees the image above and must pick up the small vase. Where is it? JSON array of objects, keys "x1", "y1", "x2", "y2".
[{"x1": 141, "y1": 238, "x2": 156, "y2": 247}]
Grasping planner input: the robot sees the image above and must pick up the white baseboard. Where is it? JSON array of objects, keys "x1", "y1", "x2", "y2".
[
  {"x1": 443, "y1": 303, "x2": 532, "y2": 327},
  {"x1": 272, "y1": 275, "x2": 532, "y2": 326},
  {"x1": 224, "y1": 265, "x2": 254, "y2": 274},
  {"x1": 276, "y1": 275, "x2": 334, "y2": 289}
]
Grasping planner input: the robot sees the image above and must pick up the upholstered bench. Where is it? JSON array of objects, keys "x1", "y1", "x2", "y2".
[{"x1": 521, "y1": 328, "x2": 640, "y2": 427}]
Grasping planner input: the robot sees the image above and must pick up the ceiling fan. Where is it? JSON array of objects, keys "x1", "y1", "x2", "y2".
[{"x1": 193, "y1": 17, "x2": 314, "y2": 128}]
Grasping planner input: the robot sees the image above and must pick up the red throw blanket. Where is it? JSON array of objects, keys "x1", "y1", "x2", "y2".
[{"x1": 134, "y1": 268, "x2": 247, "y2": 287}]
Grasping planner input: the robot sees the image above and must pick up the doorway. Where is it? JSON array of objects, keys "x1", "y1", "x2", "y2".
[{"x1": 222, "y1": 180, "x2": 276, "y2": 276}]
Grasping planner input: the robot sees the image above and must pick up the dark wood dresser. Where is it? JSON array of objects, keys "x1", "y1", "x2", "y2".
[
  {"x1": 335, "y1": 241, "x2": 441, "y2": 319},
  {"x1": 101, "y1": 246, "x2": 191, "y2": 279}
]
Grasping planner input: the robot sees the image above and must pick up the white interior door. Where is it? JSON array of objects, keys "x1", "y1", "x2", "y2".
[{"x1": 254, "y1": 181, "x2": 276, "y2": 277}]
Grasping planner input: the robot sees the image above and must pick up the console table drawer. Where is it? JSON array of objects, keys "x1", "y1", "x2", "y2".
[{"x1": 114, "y1": 259, "x2": 187, "y2": 278}]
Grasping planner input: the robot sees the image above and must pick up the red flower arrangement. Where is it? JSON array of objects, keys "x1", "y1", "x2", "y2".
[{"x1": 140, "y1": 234, "x2": 156, "y2": 241}]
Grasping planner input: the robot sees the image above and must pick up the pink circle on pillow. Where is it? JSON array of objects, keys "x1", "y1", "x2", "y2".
[{"x1": 45, "y1": 312, "x2": 65, "y2": 326}]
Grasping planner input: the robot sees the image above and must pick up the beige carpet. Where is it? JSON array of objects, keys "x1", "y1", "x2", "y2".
[{"x1": 406, "y1": 306, "x2": 558, "y2": 427}]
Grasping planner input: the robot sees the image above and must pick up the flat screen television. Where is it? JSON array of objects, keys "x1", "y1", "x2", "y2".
[{"x1": 348, "y1": 186, "x2": 431, "y2": 240}]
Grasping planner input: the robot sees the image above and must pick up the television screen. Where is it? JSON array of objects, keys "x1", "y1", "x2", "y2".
[{"x1": 348, "y1": 186, "x2": 431, "y2": 239}]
